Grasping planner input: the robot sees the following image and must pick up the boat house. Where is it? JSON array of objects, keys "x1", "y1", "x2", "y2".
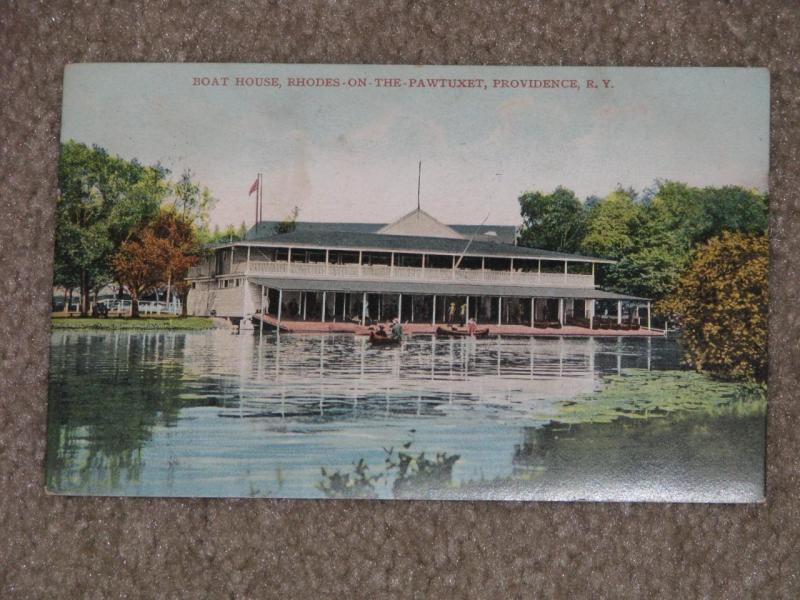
[{"x1": 185, "y1": 209, "x2": 652, "y2": 333}]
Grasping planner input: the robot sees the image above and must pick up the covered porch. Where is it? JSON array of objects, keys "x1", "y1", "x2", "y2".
[{"x1": 249, "y1": 277, "x2": 656, "y2": 336}]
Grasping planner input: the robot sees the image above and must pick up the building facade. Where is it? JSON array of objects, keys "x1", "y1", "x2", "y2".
[{"x1": 186, "y1": 209, "x2": 651, "y2": 330}]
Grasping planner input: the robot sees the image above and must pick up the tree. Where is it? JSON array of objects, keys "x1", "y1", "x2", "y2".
[
  {"x1": 697, "y1": 186, "x2": 768, "y2": 243},
  {"x1": 113, "y1": 228, "x2": 171, "y2": 318},
  {"x1": 56, "y1": 141, "x2": 168, "y2": 315},
  {"x1": 113, "y1": 210, "x2": 201, "y2": 318},
  {"x1": 168, "y1": 169, "x2": 217, "y2": 228},
  {"x1": 641, "y1": 181, "x2": 768, "y2": 254},
  {"x1": 603, "y1": 246, "x2": 686, "y2": 300},
  {"x1": 657, "y1": 232, "x2": 768, "y2": 381},
  {"x1": 517, "y1": 187, "x2": 586, "y2": 252},
  {"x1": 581, "y1": 189, "x2": 644, "y2": 259},
  {"x1": 274, "y1": 206, "x2": 300, "y2": 234},
  {"x1": 642, "y1": 181, "x2": 706, "y2": 254},
  {"x1": 594, "y1": 182, "x2": 768, "y2": 303},
  {"x1": 149, "y1": 210, "x2": 201, "y2": 317}
]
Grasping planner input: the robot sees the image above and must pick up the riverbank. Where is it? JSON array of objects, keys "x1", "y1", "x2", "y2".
[{"x1": 51, "y1": 315, "x2": 215, "y2": 331}]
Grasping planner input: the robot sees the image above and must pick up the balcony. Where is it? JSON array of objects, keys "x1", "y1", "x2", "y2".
[{"x1": 228, "y1": 260, "x2": 595, "y2": 289}]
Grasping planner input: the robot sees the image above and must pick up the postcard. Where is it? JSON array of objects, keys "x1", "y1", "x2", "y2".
[{"x1": 47, "y1": 64, "x2": 769, "y2": 502}]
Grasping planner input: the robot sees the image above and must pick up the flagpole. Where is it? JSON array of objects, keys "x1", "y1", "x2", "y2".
[
  {"x1": 258, "y1": 172, "x2": 262, "y2": 224},
  {"x1": 254, "y1": 176, "x2": 258, "y2": 228}
]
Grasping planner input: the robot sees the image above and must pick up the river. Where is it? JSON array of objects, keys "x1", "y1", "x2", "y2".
[{"x1": 46, "y1": 330, "x2": 765, "y2": 502}]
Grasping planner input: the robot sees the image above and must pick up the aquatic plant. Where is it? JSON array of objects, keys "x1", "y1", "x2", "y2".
[
  {"x1": 317, "y1": 444, "x2": 461, "y2": 499},
  {"x1": 554, "y1": 369, "x2": 766, "y2": 425},
  {"x1": 385, "y1": 444, "x2": 461, "y2": 496},
  {"x1": 317, "y1": 458, "x2": 381, "y2": 499}
]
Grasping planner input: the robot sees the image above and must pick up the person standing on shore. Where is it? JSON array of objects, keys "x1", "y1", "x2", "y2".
[
  {"x1": 448, "y1": 302, "x2": 457, "y2": 324},
  {"x1": 460, "y1": 302, "x2": 467, "y2": 326}
]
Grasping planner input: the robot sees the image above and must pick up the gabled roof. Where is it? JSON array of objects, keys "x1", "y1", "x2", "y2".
[
  {"x1": 376, "y1": 208, "x2": 463, "y2": 239},
  {"x1": 245, "y1": 220, "x2": 518, "y2": 244},
  {"x1": 235, "y1": 229, "x2": 615, "y2": 264}
]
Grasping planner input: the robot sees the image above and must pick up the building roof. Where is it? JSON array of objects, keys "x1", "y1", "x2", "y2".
[
  {"x1": 245, "y1": 220, "x2": 518, "y2": 244},
  {"x1": 251, "y1": 276, "x2": 648, "y2": 301},
  {"x1": 236, "y1": 229, "x2": 614, "y2": 264},
  {"x1": 376, "y1": 208, "x2": 464, "y2": 239}
]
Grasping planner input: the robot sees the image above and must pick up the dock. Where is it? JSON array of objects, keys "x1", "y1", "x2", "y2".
[{"x1": 250, "y1": 314, "x2": 664, "y2": 337}]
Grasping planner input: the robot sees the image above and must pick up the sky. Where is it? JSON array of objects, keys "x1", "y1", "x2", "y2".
[{"x1": 61, "y1": 64, "x2": 770, "y2": 229}]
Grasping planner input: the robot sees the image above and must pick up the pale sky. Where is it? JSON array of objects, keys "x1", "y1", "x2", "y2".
[{"x1": 61, "y1": 64, "x2": 769, "y2": 229}]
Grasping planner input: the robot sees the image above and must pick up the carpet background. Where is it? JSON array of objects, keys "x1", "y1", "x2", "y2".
[{"x1": 1, "y1": 2, "x2": 798, "y2": 598}]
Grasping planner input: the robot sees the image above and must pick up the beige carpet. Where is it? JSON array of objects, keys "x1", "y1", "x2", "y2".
[{"x1": 1, "y1": 2, "x2": 799, "y2": 597}]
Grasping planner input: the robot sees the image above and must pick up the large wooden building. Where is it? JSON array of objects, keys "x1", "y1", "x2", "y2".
[{"x1": 186, "y1": 209, "x2": 651, "y2": 330}]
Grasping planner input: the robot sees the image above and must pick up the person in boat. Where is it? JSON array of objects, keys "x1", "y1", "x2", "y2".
[
  {"x1": 390, "y1": 318, "x2": 403, "y2": 340},
  {"x1": 467, "y1": 317, "x2": 477, "y2": 336},
  {"x1": 375, "y1": 324, "x2": 388, "y2": 337},
  {"x1": 447, "y1": 302, "x2": 457, "y2": 325}
]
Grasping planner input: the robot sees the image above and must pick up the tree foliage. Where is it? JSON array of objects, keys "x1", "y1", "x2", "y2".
[
  {"x1": 151, "y1": 210, "x2": 202, "y2": 316},
  {"x1": 274, "y1": 206, "x2": 300, "y2": 235},
  {"x1": 517, "y1": 187, "x2": 585, "y2": 253},
  {"x1": 56, "y1": 141, "x2": 168, "y2": 314},
  {"x1": 658, "y1": 232, "x2": 768, "y2": 381},
  {"x1": 113, "y1": 227, "x2": 171, "y2": 318},
  {"x1": 113, "y1": 209, "x2": 201, "y2": 317},
  {"x1": 168, "y1": 169, "x2": 217, "y2": 228},
  {"x1": 580, "y1": 189, "x2": 644, "y2": 259},
  {"x1": 518, "y1": 181, "x2": 768, "y2": 304},
  {"x1": 198, "y1": 222, "x2": 247, "y2": 244}
]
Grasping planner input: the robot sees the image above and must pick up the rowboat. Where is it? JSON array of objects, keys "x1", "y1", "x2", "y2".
[
  {"x1": 436, "y1": 326, "x2": 490, "y2": 338},
  {"x1": 369, "y1": 332, "x2": 402, "y2": 346}
]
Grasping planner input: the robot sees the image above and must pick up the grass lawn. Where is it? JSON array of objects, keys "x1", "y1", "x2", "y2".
[{"x1": 51, "y1": 315, "x2": 215, "y2": 331}]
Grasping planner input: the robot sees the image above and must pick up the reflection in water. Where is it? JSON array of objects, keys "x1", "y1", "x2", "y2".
[{"x1": 46, "y1": 331, "x2": 764, "y2": 501}]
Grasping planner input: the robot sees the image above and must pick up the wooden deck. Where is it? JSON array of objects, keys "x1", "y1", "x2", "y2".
[{"x1": 251, "y1": 314, "x2": 664, "y2": 337}]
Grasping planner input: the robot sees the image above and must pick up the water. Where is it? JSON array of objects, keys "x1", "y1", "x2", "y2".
[{"x1": 46, "y1": 331, "x2": 765, "y2": 502}]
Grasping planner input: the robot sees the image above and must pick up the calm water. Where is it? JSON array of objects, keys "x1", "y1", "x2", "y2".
[{"x1": 46, "y1": 331, "x2": 765, "y2": 502}]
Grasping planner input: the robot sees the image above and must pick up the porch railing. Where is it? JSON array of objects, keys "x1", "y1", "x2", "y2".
[{"x1": 230, "y1": 260, "x2": 595, "y2": 288}]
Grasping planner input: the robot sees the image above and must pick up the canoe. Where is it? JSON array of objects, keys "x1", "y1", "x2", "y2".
[
  {"x1": 369, "y1": 332, "x2": 401, "y2": 346},
  {"x1": 436, "y1": 326, "x2": 490, "y2": 339}
]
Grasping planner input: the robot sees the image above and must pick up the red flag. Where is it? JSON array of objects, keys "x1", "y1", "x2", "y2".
[{"x1": 248, "y1": 177, "x2": 259, "y2": 195}]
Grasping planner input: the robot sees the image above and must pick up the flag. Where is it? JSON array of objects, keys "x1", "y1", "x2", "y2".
[{"x1": 248, "y1": 177, "x2": 258, "y2": 195}]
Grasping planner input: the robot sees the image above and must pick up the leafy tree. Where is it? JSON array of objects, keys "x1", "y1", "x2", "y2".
[
  {"x1": 274, "y1": 206, "x2": 300, "y2": 235},
  {"x1": 581, "y1": 189, "x2": 644, "y2": 259},
  {"x1": 113, "y1": 210, "x2": 202, "y2": 318},
  {"x1": 596, "y1": 182, "x2": 768, "y2": 303},
  {"x1": 657, "y1": 232, "x2": 768, "y2": 381},
  {"x1": 696, "y1": 186, "x2": 768, "y2": 242},
  {"x1": 642, "y1": 181, "x2": 706, "y2": 254},
  {"x1": 603, "y1": 246, "x2": 686, "y2": 300},
  {"x1": 113, "y1": 228, "x2": 171, "y2": 318},
  {"x1": 56, "y1": 141, "x2": 168, "y2": 315},
  {"x1": 641, "y1": 181, "x2": 768, "y2": 254},
  {"x1": 518, "y1": 187, "x2": 586, "y2": 253},
  {"x1": 168, "y1": 169, "x2": 217, "y2": 228},
  {"x1": 149, "y1": 210, "x2": 201, "y2": 317}
]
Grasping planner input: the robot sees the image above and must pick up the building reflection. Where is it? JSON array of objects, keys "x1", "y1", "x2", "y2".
[
  {"x1": 228, "y1": 333, "x2": 657, "y2": 420},
  {"x1": 47, "y1": 330, "x2": 667, "y2": 496}
]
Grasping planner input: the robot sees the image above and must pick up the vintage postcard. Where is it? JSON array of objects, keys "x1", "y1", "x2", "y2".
[{"x1": 47, "y1": 64, "x2": 769, "y2": 501}]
